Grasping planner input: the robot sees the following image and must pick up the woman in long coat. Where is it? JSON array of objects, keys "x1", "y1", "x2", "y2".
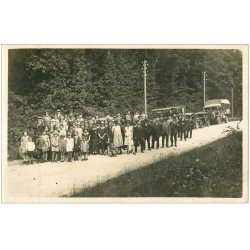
[
  {"x1": 89, "y1": 124, "x2": 98, "y2": 154},
  {"x1": 97, "y1": 121, "x2": 107, "y2": 154},
  {"x1": 112, "y1": 120, "x2": 123, "y2": 153},
  {"x1": 124, "y1": 122, "x2": 134, "y2": 154}
]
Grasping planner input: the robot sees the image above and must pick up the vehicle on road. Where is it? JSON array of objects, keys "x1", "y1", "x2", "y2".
[
  {"x1": 151, "y1": 106, "x2": 185, "y2": 118},
  {"x1": 204, "y1": 99, "x2": 231, "y2": 124},
  {"x1": 185, "y1": 112, "x2": 194, "y2": 119},
  {"x1": 195, "y1": 111, "x2": 210, "y2": 128}
]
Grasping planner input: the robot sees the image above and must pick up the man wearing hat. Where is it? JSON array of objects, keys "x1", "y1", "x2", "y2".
[
  {"x1": 170, "y1": 116, "x2": 179, "y2": 147},
  {"x1": 143, "y1": 119, "x2": 152, "y2": 150},
  {"x1": 187, "y1": 116, "x2": 196, "y2": 138},
  {"x1": 161, "y1": 117, "x2": 171, "y2": 148},
  {"x1": 177, "y1": 114, "x2": 183, "y2": 139},
  {"x1": 133, "y1": 121, "x2": 145, "y2": 153},
  {"x1": 151, "y1": 118, "x2": 162, "y2": 149},
  {"x1": 181, "y1": 116, "x2": 189, "y2": 141},
  {"x1": 59, "y1": 134, "x2": 67, "y2": 162}
]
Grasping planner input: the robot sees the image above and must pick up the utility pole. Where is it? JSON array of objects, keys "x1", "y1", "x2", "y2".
[
  {"x1": 231, "y1": 87, "x2": 234, "y2": 118},
  {"x1": 203, "y1": 71, "x2": 206, "y2": 106},
  {"x1": 144, "y1": 60, "x2": 147, "y2": 116}
]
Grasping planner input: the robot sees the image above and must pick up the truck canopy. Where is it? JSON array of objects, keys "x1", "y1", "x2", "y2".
[{"x1": 204, "y1": 99, "x2": 230, "y2": 109}]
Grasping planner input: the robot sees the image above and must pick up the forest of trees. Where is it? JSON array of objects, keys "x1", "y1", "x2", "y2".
[{"x1": 8, "y1": 48, "x2": 242, "y2": 158}]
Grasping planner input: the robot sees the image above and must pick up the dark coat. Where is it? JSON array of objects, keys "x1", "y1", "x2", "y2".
[
  {"x1": 106, "y1": 125, "x2": 113, "y2": 141},
  {"x1": 182, "y1": 119, "x2": 189, "y2": 130},
  {"x1": 151, "y1": 123, "x2": 162, "y2": 137},
  {"x1": 73, "y1": 136, "x2": 81, "y2": 152},
  {"x1": 97, "y1": 127, "x2": 107, "y2": 139},
  {"x1": 133, "y1": 126, "x2": 145, "y2": 140},
  {"x1": 188, "y1": 119, "x2": 196, "y2": 129},
  {"x1": 170, "y1": 120, "x2": 179, "y2": 134},
  {"x1": 143, "y1": 124, "x2": 152, "y2": 138},
  {"x1": 161, "y1": 121, "x2": 171, "y2": 135}
]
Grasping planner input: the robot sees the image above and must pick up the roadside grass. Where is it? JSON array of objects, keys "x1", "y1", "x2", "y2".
[{"x1": 70, "y1": 131, "x2": 242, "y2": 198}]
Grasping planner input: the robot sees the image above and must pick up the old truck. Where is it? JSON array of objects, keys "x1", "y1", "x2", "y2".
[{"x1": 203, "y1": 99, "x2": 231, "y2": 124}]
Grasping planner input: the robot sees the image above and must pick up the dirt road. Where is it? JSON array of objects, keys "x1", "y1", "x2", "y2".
[{"x1": 4, "y1": 121, "x2": 241, "y2": 199}]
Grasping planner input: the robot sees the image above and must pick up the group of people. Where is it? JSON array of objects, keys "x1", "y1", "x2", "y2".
[{"x1": 20, "y1": 110, "x2": 196, "y2": 164}]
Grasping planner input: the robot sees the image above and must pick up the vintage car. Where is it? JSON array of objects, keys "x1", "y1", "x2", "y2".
[
  {"x1": 185, "y1": 112, "x2": 194, "y2": 119},
  {"x1": 195, "y1": 111, "x2": 209, "y2": 128},
  {"x1": 204, "y1": 99, "x2": 230, "y2": 124},
  {"x1": 151, "y1": 106, "x2": 185, "y2": 118}
]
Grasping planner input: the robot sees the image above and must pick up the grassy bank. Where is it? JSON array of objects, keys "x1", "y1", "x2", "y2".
[{"x1": 70, "y1": 131, "x2": 242, "y2": 198}]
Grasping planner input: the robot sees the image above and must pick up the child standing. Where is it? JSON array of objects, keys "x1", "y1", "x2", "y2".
[
  {"x1": 59, "y1": 134, "x2": 67, "y2": 162},
  {"x1": 41, "y1": 131, "x2": 50, "y2": 162},
  {"x1": 66, "y1": 133, "x2": 74, "y2": 162},
  {"x1": 81, "y1": 129, "x2": 90, "y2": 161},
  {"x1": 35, "y1": 133, "x2": 43, "y2": 163},
  {"x1": 20, "y1": 131, "x2": 29, "y2": 164},
  {"x1": 26, "y1": 137, "x2": 35, "y2": 164},
  {"x1": 73, "y1": 132, "x2": 81, "y2": 161},
  {"x1": 51, "y1": 131, "x2": 60, "y2": 162}
]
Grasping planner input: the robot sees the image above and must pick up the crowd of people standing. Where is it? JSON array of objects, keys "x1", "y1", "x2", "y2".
[{"x1": 20, "y1": 110, "x2": 196, "y2": 164}]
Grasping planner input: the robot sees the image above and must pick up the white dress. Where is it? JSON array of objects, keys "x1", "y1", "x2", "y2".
[
  {"x1": 112, "y1": 125, "x2": 123, "y2": 147},
  {"x1": 124, "y1": 126, "x2": 134, "y2": 151},
  {"x1": 66, "y1": 138, "x2": 74, "y2": 152}
]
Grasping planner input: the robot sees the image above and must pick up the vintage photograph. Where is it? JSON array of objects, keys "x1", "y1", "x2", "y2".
[{"x1": 1, "y1": 45, "x2": 248, "y2": 202}]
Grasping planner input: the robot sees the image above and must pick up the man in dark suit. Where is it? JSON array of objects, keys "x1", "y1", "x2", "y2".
[
  {"x1": 187, "y1": 117, "x2": 196, "y2": 138},
  {"x1": 151, "y1": 118, "x2": 162, "y2": 149},
  {"x1": 161, "y1": 117, "x2": 171, "y2": 148},
  {"x1": 181, "y1": 116, "x2": 189, "y2": 141},
  {"x1": 133, "y1": 121, "x2": 145, "y2": 153},
  {"x1": 170, "y1": 115, "x2": 179, "y2": 147},
  {"x1": 143, "y1": 120, "x2": 152, "y2": 150},
  {"x1": 177, "y1": 114, "x2": 182, "y2": 139}
]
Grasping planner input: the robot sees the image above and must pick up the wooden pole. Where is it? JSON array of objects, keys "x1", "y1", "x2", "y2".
[
  {"x1": 203, "y1": 71, "x2": 206, "y2": 106},
  {"x1": 231, "y1": 87, "x2": 234, "y2": 118},
  {"x1": 144, "y1": 60, "x2": 147, "y2": 116}
]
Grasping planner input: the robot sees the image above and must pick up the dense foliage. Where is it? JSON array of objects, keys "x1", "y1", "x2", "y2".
[{"x1": 8, "y1": 48, "x2": 242, "y2": 159}]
